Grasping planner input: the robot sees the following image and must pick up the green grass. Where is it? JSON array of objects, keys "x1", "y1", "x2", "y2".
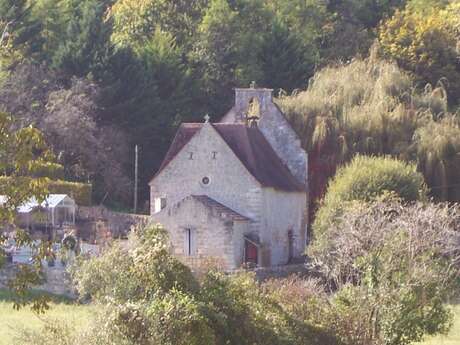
[
  {"x1": 0, "y1": 288, "x2": 458, "y2": 345},
  {"x1": 0, "y1": 288, "x2": 95, "y2": 345},
  {"x1": 415, "y1": 305, "x2": 460, "y2": 345}
]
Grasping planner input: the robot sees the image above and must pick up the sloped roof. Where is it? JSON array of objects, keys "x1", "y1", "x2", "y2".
[
  {"x1": 192, "y1": 195, "x2": 250, "y2": 221},
  {"x1": 0, "y1": 194, "x2": 74, "y2": 213},
  {"x1": 152, "y1": 123, "x2": 305, "y2": 192}
]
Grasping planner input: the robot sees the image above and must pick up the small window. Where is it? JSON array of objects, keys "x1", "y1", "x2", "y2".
[
  {"x1": 184, "y1": 228, "x2": 196, "y2": 256},
  {"x1": 154, "y1": 197, "x2": 167, "y2": 213},
  {"x1": 212, "y1": 151, "x2": 217, "y2": 159},
  {"x1": 201, "y1": 176, "x2": 210, "y2": 185},
  {"x1": 188, "y1": 152, "x2": 194, "y2": 160}
]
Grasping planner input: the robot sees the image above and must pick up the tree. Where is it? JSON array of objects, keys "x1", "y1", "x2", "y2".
[
  {"x1": 262, "y1": 0, "x2": 329, "y2": 71},
  {"x1": 258, "y1": 20, "x2": 316, "y2": 92},
  {"x1": 379, "y1": 2, "x2": 460, "y2": 103},
  {"x1": 0, "y1": 63, "x2": 131, "y2": 205},
  {"x1": 29, "y1": 0, "x2": 65, "y2": 62},
  {"x1": 190, "y1": 0, "x2": 273, "y2": 114},
  {"x1": 50, "y1": 0, "x2": 114, "y2": 78},
  {"x1": 308, "y1": 199, "x2": 460, "y2": 345},
  {"x1": 44, "y1": 77, "x2": 131, "y2": 204},
  {"x1": 0, "y1": 0, "x2": 43, "y2": 62},
  {"x1": 277, "y1": 55, "x2": 459, "y2": 208},
  {"x1": 414, "y1": 116, "x2": 460, "y2": 201},
  {"x1": 319, "y1": 0, "x2": 406, "y2": 61},
  {"x1": 312, "y1": 156, "x2": 427, "y2": 241},
  {"x1": 0, "y1": 112, "x2": 54, "y2": 312},
  {"x1": 98, "y1": 26, "x2": 207, "y2": 205},
  {"x1": 109, "y1": 0, "x2": 208, "y2": 49}
]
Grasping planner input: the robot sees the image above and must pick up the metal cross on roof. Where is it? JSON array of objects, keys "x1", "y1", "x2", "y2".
[{"x1": 204, "y1": 114, "x2": 210, "y2": 123}]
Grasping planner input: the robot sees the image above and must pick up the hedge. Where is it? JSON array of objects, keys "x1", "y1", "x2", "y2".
[
  {"x1": 30, "y1": 162, "x2": 65, "y2": 180},
  {"x1": 0, "y1": 176, "x2": 92, "y2": 206},
  {"x1": 47, "y1": 179, "x2": 92, "y2": 206}
]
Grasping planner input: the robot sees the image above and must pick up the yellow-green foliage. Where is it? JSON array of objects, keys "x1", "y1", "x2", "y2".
[
  {"x1": 0, "y1": 177, "x2": 92, "y2": 206},
  {"x1": 46, "y1": 179, "x2": 92, "y2": 206},
  {"x1": 313, "y1": 156, "x2": 427, "y2": 239},
  {"x1": 277, "y1": 56, "x2": 460, "y2": 201},
  {"x1": 30, "y1": 162, "x2": 64, "y2": 180},
  {"x1": 378, "y1": 2, "x2": 460, "y2": 99},
  {"x1": 277, "y1": 56, "x2": 444, "y2": 157}
]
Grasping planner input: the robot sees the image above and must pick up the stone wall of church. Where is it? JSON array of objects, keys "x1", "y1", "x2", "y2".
[{"x1": 259, "y1": 189, "x2": 307, "y2": 266}]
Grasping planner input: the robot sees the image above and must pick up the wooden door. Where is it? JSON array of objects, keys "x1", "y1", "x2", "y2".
[{"x1": 245, "y1": 240, "x2": 258, "y2": 264}]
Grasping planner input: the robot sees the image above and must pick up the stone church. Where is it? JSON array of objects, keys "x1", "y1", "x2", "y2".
[{"x1": 150, "y1": 86, "x2": 308, "y2": 269}]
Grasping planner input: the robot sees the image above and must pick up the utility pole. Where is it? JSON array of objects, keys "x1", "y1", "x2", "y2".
[{"x1": 134, "y1": 145, "x2": 139, "y2": 213}]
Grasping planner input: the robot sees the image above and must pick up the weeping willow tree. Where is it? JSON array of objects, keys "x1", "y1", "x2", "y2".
[
  {"x1": 414, "y1": 116, "x2": 460, "y2": 201},
  {"x1": 277, "y1": 51, "x2": 459, "y2": 202}
]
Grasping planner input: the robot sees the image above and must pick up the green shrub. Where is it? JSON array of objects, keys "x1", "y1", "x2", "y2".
[
  {"x1": 30, "y1": 162, "x2": 64, "y2": 180},
  {"x1": 65, "y1": 223, "x2": 339, "y2": 345},
  {"x1": 308, "y1": 199, "x2": 460, "y2": 345},
  {"x1": 70, "y1": 224, "x2": 198, "y2": 303},
  {"x1": 313, "y1": 156, "x2": 427, "y2": 240},
  {"x1": 47, "y1": 179, "x2": 92, "y2": 206}
]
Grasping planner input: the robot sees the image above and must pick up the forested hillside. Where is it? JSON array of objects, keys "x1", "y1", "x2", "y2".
[{"x1": 0, "y1": 0, "x2": 458, "y2": 209}]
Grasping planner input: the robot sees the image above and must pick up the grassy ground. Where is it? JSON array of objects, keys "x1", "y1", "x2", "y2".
[
  {"x1": 0, "y1": 288, "x2": 459, "y2": 345},
  {"x1": 415, "y1": 305, "x2": 460, "y2": 345},
  {"x1": 0, "y1": 289, "x2": 95, "y2": 345}
]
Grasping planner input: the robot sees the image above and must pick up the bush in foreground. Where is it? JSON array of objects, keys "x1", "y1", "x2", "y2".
[
  {"x1": 19, "y1": 207, "x2": 460, "y2": 345},
  {"x1": 64, "y1": 223, "x2": 337, "y2": 345},
  {"x1": 309, "y1": 199, "x2": 460, "y2": 345}
]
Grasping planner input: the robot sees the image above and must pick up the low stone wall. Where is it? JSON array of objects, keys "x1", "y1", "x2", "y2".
[
  {"x1": 0, "y1": 264, "x2": 75, "y2": 297},
  {"x1": 77, "y1": 206, "x2": 150, "y2": 239}
]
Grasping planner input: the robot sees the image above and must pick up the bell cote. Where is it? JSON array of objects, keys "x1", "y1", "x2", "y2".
[{"x1": 234, "y1": 84, "x2": 274, "y2": 124}]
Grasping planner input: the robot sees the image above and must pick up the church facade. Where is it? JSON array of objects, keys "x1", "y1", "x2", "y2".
[{"x1": 150, "y1": 87, "x2": 308, "y2": 269}]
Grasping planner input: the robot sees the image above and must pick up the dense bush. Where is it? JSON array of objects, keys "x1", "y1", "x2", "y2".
[
  {"x1": 19, "y1": 208, "x2": 460, "y2": 345},
  {"x1": 71, "y1": 224, "x2": 197, "y2": 303},
  {"x1": 62, "y1": 223, "x2": 338, "y2": 345},
  {"x1": 313, "y1": 156, "x2": 427, "y2": 240},
  {"x1": 308, "y1": 199, "x2": 460, "y2": 345}
]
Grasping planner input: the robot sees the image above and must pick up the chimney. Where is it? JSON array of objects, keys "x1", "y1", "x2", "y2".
[{"x1": 234, "y1": 83, "x2": 273, "y2": 123}]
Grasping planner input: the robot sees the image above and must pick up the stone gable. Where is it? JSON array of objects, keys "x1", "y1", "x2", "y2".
[{"x1": 150, "y1": 122, "x2": 261, "y2": 219}]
